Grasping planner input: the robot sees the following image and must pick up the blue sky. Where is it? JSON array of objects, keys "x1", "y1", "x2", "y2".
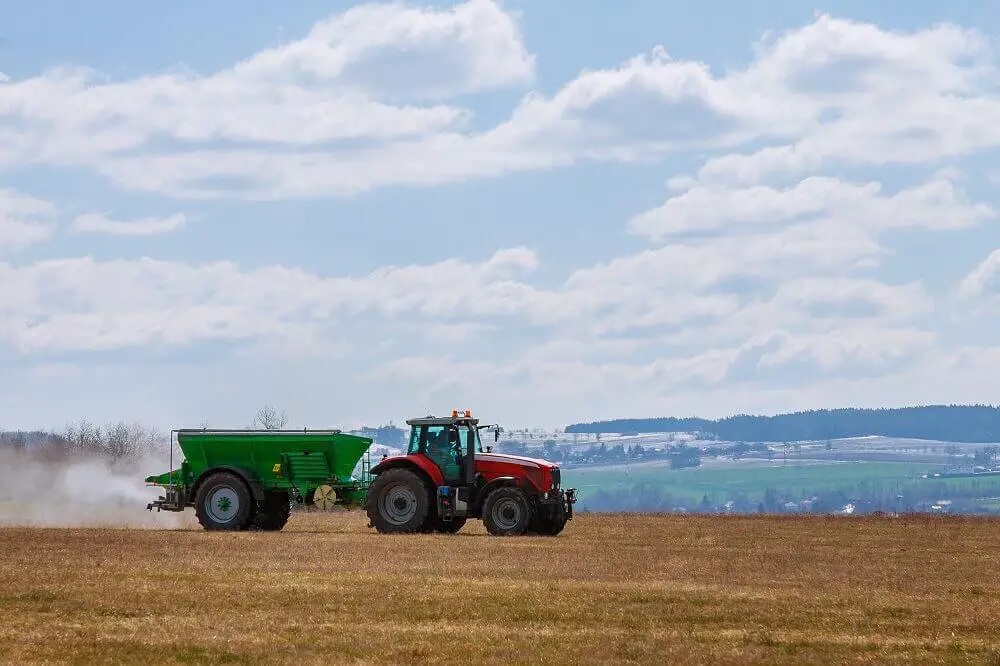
[{"x1": 2, "y1": 1, "x2": 1000, "y2": 431}]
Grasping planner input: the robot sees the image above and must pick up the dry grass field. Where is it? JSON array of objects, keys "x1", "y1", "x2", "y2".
[{"x1": 1, "y1": 512, "x2": 999, "y2": 664}]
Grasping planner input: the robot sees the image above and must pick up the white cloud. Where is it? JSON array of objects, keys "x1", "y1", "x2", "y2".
[
  {"x1": 0, "y1": 189, "x2": 56, "y2": 251},
  {"x1": 372, "y1": 349, "x2": 738, "y2": 403},
  {"x1": 750, "y1": 328, "x2": 935, "y2": 374},
  {"x1": 0, "y1": 229, "x2": 934, "y2": 368},
  {"x1": 0, "y1": 67, "x2": 465, "y2": 167},
  {"x1": 244, "y1": 0, "x2": 535, "y2": 98},
  {"x1": 959, "y1": 250, "x2": 1000, "y2": 299},
  {"x1": 0, "y1": 248, "x2": 543, "y2": 353},
  {"x1": 71, "y1": 213, "x2": 187, "y2": 236},
  {"x1": 769, "y1": 277, "x2": 931, "y2": 321},
  {"x1": 373, "y1": 324, "x2": 936, "y2": 413},
  {"x1": 4, "y1": 8, "x2": 1000, "y2": 425},
  {"x1": 2, "y1": 10, "x2": 997, "y2": 199},
  {"x1": 0, "y1": 0, "x2": 532, "y2": 177},
  {"x1": 629, "y1": 176, "x2": 994, "y2": 241},
  {"x1": 693, "y1": 15, "x2": 1000, "y2": 185},
  {"x1": 568, "y1": 221, "x2": 881, "y2": 297}
]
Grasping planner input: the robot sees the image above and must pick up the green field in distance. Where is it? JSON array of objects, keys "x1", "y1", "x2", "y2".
[{"x1": 563, "y1": 460, "x2": 1000, "y2": 508}]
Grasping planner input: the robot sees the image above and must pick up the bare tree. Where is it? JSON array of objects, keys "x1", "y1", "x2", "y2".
[
  {"x1": 64, "y1": 418, "x2": 103, "y2": 456},
  {"x1": 253, "y1": 406, "x2": 289, "y2": 430},
  {"x1": 61, "y1": 419, "x2": 165, "y2": 461},
  {"x1": 104, "y1": 421, "x2": 164, "y2": 459},
  {"x1": 0, "y1": 429, "x2": 28, "y2": 452},
  {"x1": 104, "y1": 421, "x2": 132, "y2": 459}
]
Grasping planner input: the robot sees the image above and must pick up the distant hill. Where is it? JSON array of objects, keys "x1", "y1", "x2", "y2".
[{"x1": 565, "y1": 405, "x2": 1000, "y2": 443}]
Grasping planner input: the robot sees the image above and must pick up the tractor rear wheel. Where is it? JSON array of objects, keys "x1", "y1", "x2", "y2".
[
  {"x1": 482, "y1": 486, "x2": 532, "y2": 536},
  {"x1": 366, "y1": 468, "x2": 431, "y2": 533},
  {"x1": 251, "y1": 491, "x2": 291, "y2": 531},
  {"x1": 194, "y1": 472, "x2": 254, "y2": 531}
]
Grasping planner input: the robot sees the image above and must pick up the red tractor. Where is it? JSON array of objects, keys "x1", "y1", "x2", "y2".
[{"x1": 365, "y1": 410, "x2": 576, "y2": 536}]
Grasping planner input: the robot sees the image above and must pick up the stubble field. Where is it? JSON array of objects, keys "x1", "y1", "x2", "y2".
[{"x1": 1, "y1": 511, "x2": 999, "y2": 664}]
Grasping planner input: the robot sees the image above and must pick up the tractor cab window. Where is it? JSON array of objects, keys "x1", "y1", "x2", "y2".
[
  {"x1": 407, "y1": 426, "x2": 421, "y2": 454},
  {"x1": 465, "y1": 425, "x2": 482, "y2": 453},
  {"x1": 424, "y1": 425, "x2": 450, "y2": 457},
  {"x1": 410, "y1": 424, "x2": 463, "y2": 483}
]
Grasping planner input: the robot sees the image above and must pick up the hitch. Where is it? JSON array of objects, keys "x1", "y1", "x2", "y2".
[
  {"x1": 565, "y1": 488, "x2": 577, "y2": 519},
  {"x1": 147, "y1": 487, "x2": 185, "y2": 512}
]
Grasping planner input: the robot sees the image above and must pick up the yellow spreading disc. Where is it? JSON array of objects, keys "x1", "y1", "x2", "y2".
[{"x1": 313, "y1": 485, "x2": 337, "y2": 510}]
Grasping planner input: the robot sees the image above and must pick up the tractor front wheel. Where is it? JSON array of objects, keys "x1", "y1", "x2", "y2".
[
  {"x1": 366, "y1": 468, "x2": 431, "y2": 533},
  {"x1": 194, "y1": 472, "x2": 254, "y2": 531},
  {"x1": 482, "y1": 486, "x2": 532, "y2": 536}
]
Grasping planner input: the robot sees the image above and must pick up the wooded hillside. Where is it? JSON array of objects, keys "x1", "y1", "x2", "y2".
[{"x1": 565, "y1": 405, "x2": 1000, "y2": 443}]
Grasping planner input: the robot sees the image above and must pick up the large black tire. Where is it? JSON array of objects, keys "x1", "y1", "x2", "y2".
[
  {"x1": 366, "y1": 468, "x2": 432, "y2": 533},
  {"x1": 194, "y1": 472, "x2": 255, "y2": 531},
  {"x1": 482, "y1": 487, "x2": 533, "y2": 536},
  {"x1": 250, "y1": 491, "x2": 291, "y2": 531}
]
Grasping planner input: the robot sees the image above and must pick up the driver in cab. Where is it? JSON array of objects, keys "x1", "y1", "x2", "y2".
[{"x1": 426, "y1": 428, "x2": 463, "y2": 468}]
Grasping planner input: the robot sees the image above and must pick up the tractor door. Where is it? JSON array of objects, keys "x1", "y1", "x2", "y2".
[{"x1": 413, "y1": 425, "x2": 464, "y2": 484}]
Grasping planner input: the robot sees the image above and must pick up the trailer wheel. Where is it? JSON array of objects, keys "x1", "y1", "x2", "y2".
[
  {"x1": 366, "y1": 468, "x2": 431, "y2": 533},
  {"x1": 482, "y1": 487, "x2": 532, "y2": 536},
  {"x1": 251, "y1": 491, "x2": 291, "y2": 531},
  {"x1": 194, "y1": 472, "x2": 254, "y2": 531}
]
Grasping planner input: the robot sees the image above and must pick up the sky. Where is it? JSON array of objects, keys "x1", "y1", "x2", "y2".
[{"x1": 2, "y1": 1, "x2": 1000, "y2": 432}]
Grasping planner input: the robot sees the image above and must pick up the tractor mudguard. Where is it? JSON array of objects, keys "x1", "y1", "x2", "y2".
[
  {"x1": 192, "y1": 466, "x2": 265, "y2": 503},
  {"x1": 371, "y1": 455, "x2": 444, "y2": 488},
  {"x1": 472, "y1": 476, "x2": 524, "y2": 514}
]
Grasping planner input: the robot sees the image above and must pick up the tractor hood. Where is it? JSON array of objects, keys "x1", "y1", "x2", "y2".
[{"x1": 476, "y1": 452, "x2": 557, "y2": 469}]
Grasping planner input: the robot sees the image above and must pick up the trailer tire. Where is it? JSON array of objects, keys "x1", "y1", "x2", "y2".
[
  {"x1": 251, "y1": 491, "x2": 291, "y2": 531},
  {"x1": 482, "y1": 486, "x2": 532, "y2": 536},
  {"x1": 366, "y1": 468, "x2": 431, "y2": 534},
  {"x1": 195, "y1": 471, "x2": 254, "y2": 531}
]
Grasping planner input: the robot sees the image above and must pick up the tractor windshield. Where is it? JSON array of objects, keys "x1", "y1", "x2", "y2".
[{"x1": 407, "y1": 426, "x2": 421, "y2": 454}]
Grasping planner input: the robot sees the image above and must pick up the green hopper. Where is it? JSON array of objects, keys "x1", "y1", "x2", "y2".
[{"x1": 146, "y1": 428, "x2": 374, "y2": 531}]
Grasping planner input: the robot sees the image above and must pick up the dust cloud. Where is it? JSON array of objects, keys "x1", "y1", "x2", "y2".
[{"x1": 0, "y1": 447, "x2": 187, "y2": 529}]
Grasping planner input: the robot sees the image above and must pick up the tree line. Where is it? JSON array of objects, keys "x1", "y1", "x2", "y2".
[
  {"x1": 0, "y1": 405, "x2": 409, "y2": 463},
  {"x1": 0, "y1": 419, "x2": 165, "y2": 461},
  {"x1": 566, "y1": 405, "x2": 1000, "y2": 443}
]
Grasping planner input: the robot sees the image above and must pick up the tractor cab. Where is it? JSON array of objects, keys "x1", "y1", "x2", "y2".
[
  {"x1": 366, "y1": 409, "x2": 575, "y2": 536},
  {"x1": 404, "y1": 410, "x2": 498, "y2": 485}
]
